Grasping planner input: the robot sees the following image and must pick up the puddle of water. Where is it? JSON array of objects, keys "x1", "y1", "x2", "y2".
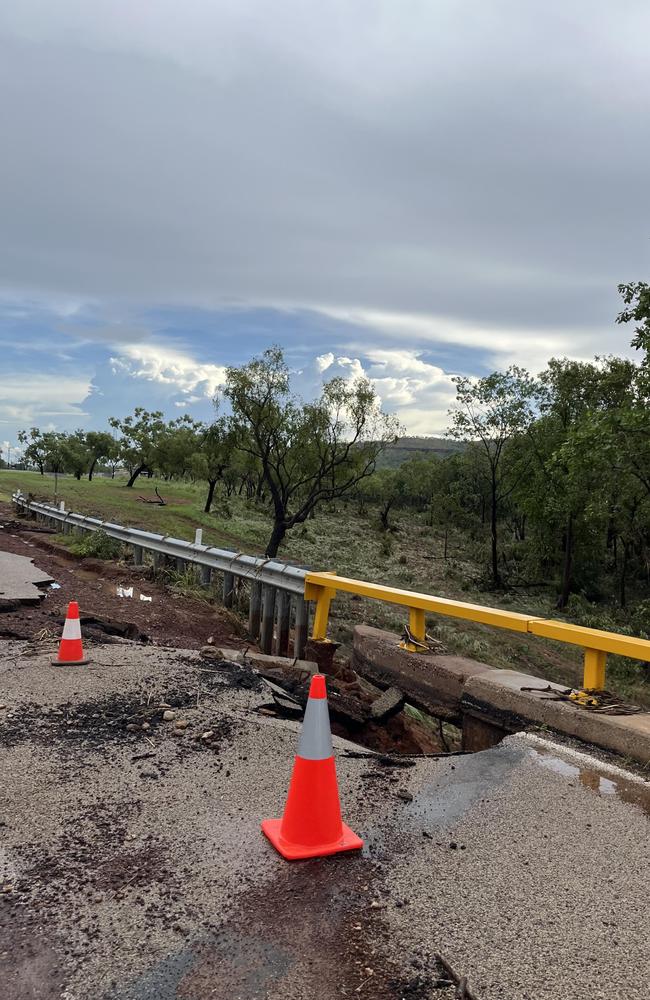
[
  {"x1": 385, "y1": 742, "x2": 527, "y2": 843},
  {"x1": 530, "y1": 748, "x2": 650, "y2": 818}
]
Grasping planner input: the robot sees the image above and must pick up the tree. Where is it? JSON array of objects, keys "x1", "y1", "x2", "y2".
[
  {"x1": 398, "y1": 456, "x2": 440, "y2": 523},
  {"x1": 155, "y1": 416, "x2": 202, "y2": 480},
  {"x1": 367, "y1": 469, "x2": 406, "y2": 531},
  {"x1": 225, "y1": 347, "x2": 400, "y2": 557},
  {"x1": 617, "y1": 281, "x2": 650, "y2": 354},
  {"x1": 189, "y1": 417, "x2": 236, "y2": 513},
  {"x1": 86, "y1": 431, "x2": 118, "y2": 480},
  {"x1": 449, "y1": 367, "x2": 536, "y2": 587},
  {"x1": 108, "y1": 409, "x2": 166, "y2": 487},
  {"x1": 61, "y1": 430, "x2": 90, "y2": 480},
  {"x1": 18, "y1": 427, "x2": 47, "y2": 474}
]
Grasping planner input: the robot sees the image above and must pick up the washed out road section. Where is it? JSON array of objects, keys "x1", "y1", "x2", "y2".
[
  {"x1": 1, "y1": 641, "x2": 650, "y2": 999},
  {"x1": 0, "y1": 503, "x2": 245, "y2": 650}
]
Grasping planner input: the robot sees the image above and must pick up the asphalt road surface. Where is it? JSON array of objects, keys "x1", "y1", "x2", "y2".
[{"x1": 1, "y1": 639, "x2": 649, "y2": 999}]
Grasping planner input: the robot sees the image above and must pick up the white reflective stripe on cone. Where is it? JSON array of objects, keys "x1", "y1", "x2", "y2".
[
  {"x1": 297, "y1": 697, "x2": 334, "y2": 760},
  {"x1": 62, "y1": 617, "x2": 82, "y2": 640}
]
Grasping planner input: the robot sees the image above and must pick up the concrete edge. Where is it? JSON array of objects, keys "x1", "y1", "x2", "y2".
[{"x1": 463, "y1": 670, "x2": 650, "y2": 765}]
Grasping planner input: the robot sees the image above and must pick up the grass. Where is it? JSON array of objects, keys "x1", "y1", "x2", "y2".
[{"x1": 2, "y1": 469, "x2": 649, "y2": 705}]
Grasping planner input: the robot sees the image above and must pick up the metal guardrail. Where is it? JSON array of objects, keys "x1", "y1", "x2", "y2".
[
  {"x1": 304, "y1": 571, "x2": 650, "y2": 691},
  {"x1": 13, "y1": 494, "x2": 310, "y2": 658},
  {"x1": 15, "y1": 493, "x2": 650, "y2": 692}
]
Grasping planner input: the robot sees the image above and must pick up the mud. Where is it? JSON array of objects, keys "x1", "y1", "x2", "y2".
[
  {"x1": 0, "y1": 501, "x2": 247, "y2": 651},
  {"x1": 109, "y1": 858, "x2": 454, "y2": 1000}
]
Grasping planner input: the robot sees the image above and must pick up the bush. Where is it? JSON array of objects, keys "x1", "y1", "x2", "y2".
[
  {"x1": 629, "y1": 600, "x2": 650, "y2": 640},
  {"x1": 69, "y1": 529, "x2": 122, "y2": 560}
]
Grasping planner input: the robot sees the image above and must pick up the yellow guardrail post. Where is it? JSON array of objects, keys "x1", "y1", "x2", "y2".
[
  {"x1": 402, "y1": 606, "x2": 426, "y2": 652},
  {"x1": 304, "y1": 572, "x2": 337, "y2": 642},
  {"x1": 583, "y1": 648, "x2": 607, "y2": 690}
]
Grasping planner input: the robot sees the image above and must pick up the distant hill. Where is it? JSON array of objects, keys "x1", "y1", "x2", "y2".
[{"x1": 376, "y1": 436, "x2": 464, "y2": 469}]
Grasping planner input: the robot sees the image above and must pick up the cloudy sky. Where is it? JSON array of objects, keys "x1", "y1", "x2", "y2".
[{"x1": 1, "y1": 0, "x2": 649, "y2": 455}]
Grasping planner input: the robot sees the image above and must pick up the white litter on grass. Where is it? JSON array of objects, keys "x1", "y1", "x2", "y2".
[
  {"x1": 49, "y1": 582, "x2": 61, "y2": 590},
  {"x1": 139, "y1": 594, "x2": 153, "y2": 602},
  {"x1": 116, "y1": 586, "x2": 134, "y2": 598}
]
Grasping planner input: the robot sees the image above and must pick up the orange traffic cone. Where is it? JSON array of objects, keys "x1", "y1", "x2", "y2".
[
  {"x1": 52, "y1": 601, "x2": 89, "y2": 666},
  {"x1": 262, "y1": 674, "x2": 363, "y2": 860}
]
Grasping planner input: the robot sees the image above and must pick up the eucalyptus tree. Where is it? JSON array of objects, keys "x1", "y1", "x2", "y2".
[
  {"x1": 448, "y1": 367, "x2": 536, "y2": 587},
  {"x1": 225, "y1": 347, "x2": 400, "y2": 557}
]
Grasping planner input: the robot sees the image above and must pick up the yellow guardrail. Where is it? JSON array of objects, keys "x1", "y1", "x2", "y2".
[{"x1": 303, "y1": 571, "x2": 650, "y2": 691}]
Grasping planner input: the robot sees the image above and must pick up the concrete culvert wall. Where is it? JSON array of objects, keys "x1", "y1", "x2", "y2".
[{"x1": 352, "y1": 624, "x2": 650, "y2": 765}]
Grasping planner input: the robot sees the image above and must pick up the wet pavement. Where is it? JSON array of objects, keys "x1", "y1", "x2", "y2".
[{"x1": 1, "y1": 639, "x2": 650, "y2": 999}]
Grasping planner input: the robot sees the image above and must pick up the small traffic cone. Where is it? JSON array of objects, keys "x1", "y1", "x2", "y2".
[
  {"x1": 262, "y1": 674, "x2": 363, "y2": 860},
  {"x1": 52, "y1": 601, "x2": 89, "y2": 666}
]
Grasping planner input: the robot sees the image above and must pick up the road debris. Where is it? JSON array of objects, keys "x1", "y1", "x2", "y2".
[
  {"x1": 435, "y1": 954, "x2": 481, "y2": 1000},
  {"x1": 520, "y1": 684, "x2": 643, "y2": 715}
]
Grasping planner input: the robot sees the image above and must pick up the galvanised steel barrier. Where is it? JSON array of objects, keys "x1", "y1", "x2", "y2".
[
  {"x1": 12, "y1": 493, "x2": 309, "y2": 658},
  {"x1": 303, "y1": 571, "x2": 650, "y2": 691}
]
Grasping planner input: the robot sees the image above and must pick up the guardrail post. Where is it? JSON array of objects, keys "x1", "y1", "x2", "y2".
[
  {"x1": 402, "y1": 607, "x2": 426, "y2": 652},
  {"x1": 308, "y1": 587, "x2": 334, "y2": 641},
  {"x1": 194, "y1": 528, "x2": 203, "y2": 546},
  {"x1": 133, "y1": 545, "x2": 143, "y2": 566},
  {"x1": 248, "y1": 581, "x2": 262, "y2": 641},
  {"x1": 294, "y1": 597, "x2": 309, "y2": 659},
  {"x1": 223, "y1": 571, "x2": 235, "y2": 608},
  {"x1": 584, "y1": 648, "x2": 606, "y2": 690},
  {"x1": 200, "y1": 565, "x2": 212, "y2": 587},
  {"x1": 275, "y1": 590, "x2": 291, "y2": 656},
  {"x1": 304, "y1": 573, "x2": 337, "y2": 642},
  {"x1": 260, "y1": 585, "x2": 276, "y2": 653}
]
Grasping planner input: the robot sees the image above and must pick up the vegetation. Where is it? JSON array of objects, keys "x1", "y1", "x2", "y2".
[
  {"x1": 224, "y1": 347, "x2": 400, "y2": 555},
  {"x1": 2, "y1": 286, "x2": 649, "y2": 700}
]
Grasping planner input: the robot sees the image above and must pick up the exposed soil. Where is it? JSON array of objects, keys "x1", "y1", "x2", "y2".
[
  {"x1": 174, "y1": 856, "x2": 453, "y2": 1000},
  {"x1": 0, "y1": 501, "x2": 248, "y2": 652},
  {"x1": 0, "y1": 501, "x2": 449, "y2": 756}
]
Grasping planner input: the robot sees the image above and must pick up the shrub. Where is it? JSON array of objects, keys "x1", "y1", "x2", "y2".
[{"x1": 70, "y1": 529, "x2": 122, "y2": 560}]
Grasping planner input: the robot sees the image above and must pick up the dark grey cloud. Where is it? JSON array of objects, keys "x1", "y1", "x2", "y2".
[{"x1": 0, "y1": 0, "x2": 649, "y2": 348}]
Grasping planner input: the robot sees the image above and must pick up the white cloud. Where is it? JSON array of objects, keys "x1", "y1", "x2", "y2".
[
  {"x1": 315, "y1": 352, "x2": 335, "y2": 373},
  {"x1": 309, "y1": 346, "x2": 459, "y2": 435},
  {"x1": 0, "y1": 373, "x2": 91, "y2": 426},
  {"x1": 110, "y1": 344, "x2": 226, "y2": 397},
  {"x1": 318, "y1": 306, "x2": 624, "y2": 374}
]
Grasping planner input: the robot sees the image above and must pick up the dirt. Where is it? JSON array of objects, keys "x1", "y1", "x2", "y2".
[
  {"x1": 170, "y1": 856, "x2": 453, "y2": 1000},
  {"x1": 0, "y1": 652, "x2": 265, "y2": 755},
  {"x1": 0, "y1": 501, "x2": 248, "y2": 652}
]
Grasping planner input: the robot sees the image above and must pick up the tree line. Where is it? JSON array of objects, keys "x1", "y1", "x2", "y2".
[
  {"x1": 364, "y1": 282, "x2": 650, "y2": 614},
  {"x1": 8, "y1": 282, "x2": 650, "y2": 612}
]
